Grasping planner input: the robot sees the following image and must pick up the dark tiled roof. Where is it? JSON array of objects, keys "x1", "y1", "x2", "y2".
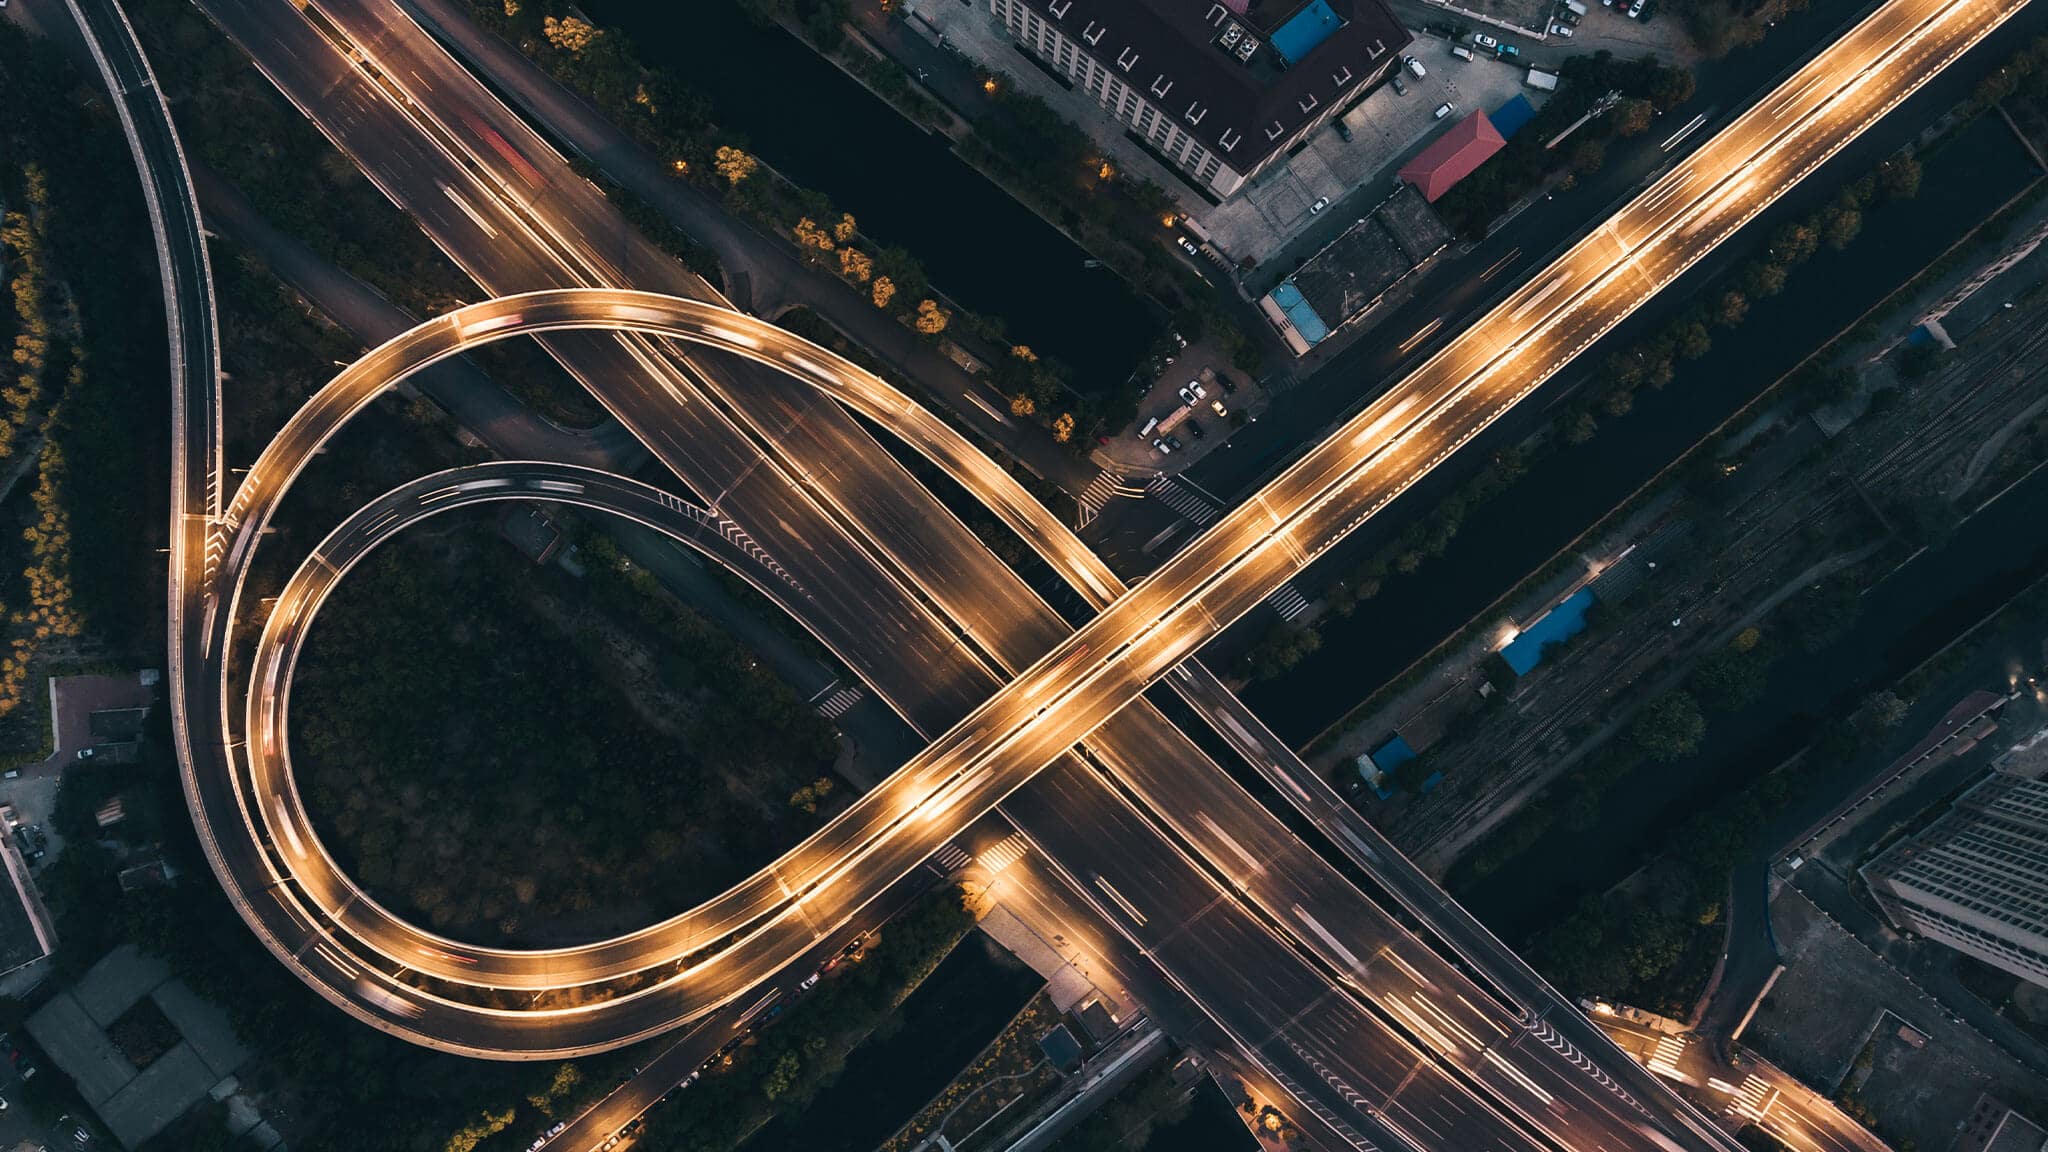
[{"x1": 1014, "y1": 0, "x2": 1409, "y2": 173}]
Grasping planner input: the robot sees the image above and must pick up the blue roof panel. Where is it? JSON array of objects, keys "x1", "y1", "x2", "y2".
[
  {"x1": 1271, "y1": 0, "x2": 1344, "y2": 65},
  {"x1": 1490, "y1": 94, "x2": 1538, "y2": 138},
  {"x1": 1501, "y1": 587, "x2": 1597, "y2": 676},
  {"x1": 1370, "y1": 734, "x2": 1417, "y2": 770},
  {"x1": 1272, "y1": 281, "x2": 1332, "y2": 344}
]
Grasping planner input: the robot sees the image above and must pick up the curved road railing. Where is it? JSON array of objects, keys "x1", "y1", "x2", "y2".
[{"x1": 138, "y1": 0, "x2": 2029, "y2": 1143}]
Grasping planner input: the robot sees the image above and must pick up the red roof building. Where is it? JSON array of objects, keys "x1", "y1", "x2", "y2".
[{"x1": 1399, "y1": 111, "x2": 1506, "y2": 202}]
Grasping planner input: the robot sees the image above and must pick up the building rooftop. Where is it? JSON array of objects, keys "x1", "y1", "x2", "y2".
[
  {"x1": 28, "y1": 945, "x2": 251, "y2": 1149},
  {"x1": 1399, "y1": 111, "x2": 1507, "y2": 201},
  {"x1": 1276, "y1": 183, "x2": 1451, "y2": 342},
  {"x1": 1009, "y1": 0, "x2": 1406, "y2": 174},
  {"x1": 0, "y1": 823, "x2": 55, "y2": 977}
]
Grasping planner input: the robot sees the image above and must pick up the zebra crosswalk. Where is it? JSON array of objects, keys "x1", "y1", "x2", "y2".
[
  {"x1": 1076, "y1": 470, "x2": 1145, "y2": 528},
  {"x1": 978, "y1": 834, "x2": 1028, "y2": 872},
  {"x1": 1267, "y1": 581, "x2": 1312, "y2": 622},
  {"x1": 812, "y1": 685, "x2": 863, "y2": 720},
  {"x1": 932, "y1": 845, "x2": 973, "y2": 873},
  {"x1": 1727, "y1": 1073, "x2": 1774, "y2": 1121},
  {"x1": 1645, "y1": 1033, "x2": 1688, "y2": 1078},
  {"x1": 1146, "y1": 475, "x2": 1220, "y2": 526}
]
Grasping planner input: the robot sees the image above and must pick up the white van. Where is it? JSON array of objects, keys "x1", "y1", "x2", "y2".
[
  {"x1": 1139, "y1": 416, "x2": 1160, "y2": 437},
  {"x1": 1450, "y1": 45, "x2": 1475, "y2": 61},
  {"x1": 1405, "y1": 56, "x2": 1427, "y2": 79}
]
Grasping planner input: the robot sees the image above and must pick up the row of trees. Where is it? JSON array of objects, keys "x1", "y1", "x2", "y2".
[
  {"x1": 1238, "y1": 445, "x2": 1529, "y2": 683},
  {"x1": 1560, "y1": 151, "x2": 1923, "y2": 449},
  {"x1": 1, "y1": 181, "x2": 53, "y2": 460},
  {"x1": 0, "y1": 23, "x2": 166, "y2": 740},
  {"x1": 488, "y1": 7, "x2": 1018, "y2": 375},
  {"x1": 1435, "y1": 52, "x2": 1698, "y2": 237},
  {"x1": 629, "y1": 887, "x2": 977, "y2": 1152}
]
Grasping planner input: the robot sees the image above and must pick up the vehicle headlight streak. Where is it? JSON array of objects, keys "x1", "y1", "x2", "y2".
[{"x1": 163, "y1": 0, "x2": 2025, "y2": 1074}]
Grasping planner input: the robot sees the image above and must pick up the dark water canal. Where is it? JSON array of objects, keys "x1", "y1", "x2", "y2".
[{"x1": 590, "y1": 0, "x2": 1159, "y2": 390}]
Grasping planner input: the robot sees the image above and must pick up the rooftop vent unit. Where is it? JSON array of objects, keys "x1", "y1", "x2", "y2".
[
  {"x1": 1219, "y1": 21, "x2": 1244, "y2": 48},
  {"x1": 1235, "y1": 35, "x2": 1261, "y2": 62}
]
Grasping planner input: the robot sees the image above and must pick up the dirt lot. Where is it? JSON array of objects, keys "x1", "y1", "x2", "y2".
[{"x1": 1745, "y1": 888, "x2": 2047, "y2": 1152}]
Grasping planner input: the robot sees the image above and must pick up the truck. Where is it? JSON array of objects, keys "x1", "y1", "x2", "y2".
[
  {"x1": 1158, "y1": 404, "x2": 1195, "y2": 433},
  {"x1": 1525, "y1": 67, "x2": 1560, "y2": 91}
]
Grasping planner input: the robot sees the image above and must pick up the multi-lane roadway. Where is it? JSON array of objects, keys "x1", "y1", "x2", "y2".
[{"x1": 104, "y1": 0, "x2": 2032, "y2": 1146}]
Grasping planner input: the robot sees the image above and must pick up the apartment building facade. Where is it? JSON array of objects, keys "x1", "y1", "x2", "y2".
[{"x1": 1861, "y1": 770, "x2": 2048, "y2": 988}]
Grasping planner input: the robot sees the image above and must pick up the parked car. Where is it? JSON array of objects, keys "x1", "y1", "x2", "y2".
[
  {"x1": 1335, "y1": 118, "x2": 1354, "y2": 142},
  {"x1": 1390, "y1": 74, "x2": 1409, "y2": 95},
  {"x1": 1152, "y1": 437, "x2": 1173, "y2": 455},
  {"x1": 1177, "y1": 381, "x2": 1206, "y2": 405},
  {"x1": 1309, "y1": 196, "x2": 1330, "y2": 214},
  {"x1": 1472, "y1": 32, "x2": 1499, "y2": 48},
  {"x1": 1210, "y1": 398, "x2": 1228, "y2": 417},
  {"x1": 1550, "y1": 21, "x2": 1575, "y2": 35},
  {"x1": 1186, "y1": 421, "x2": 1206, "y2": 441},
  {"x1": 1176, "y1": 236, "x2": 1199, "y2": 256},
  {"x1": 1627, "y1": 0, "x2": 1647, "y2": 15},
  {"x1": 1496, "y1": 43, "x2": 1521, "y2": 57},
  {"x1": 1434, "y1": 101, "x2": 1456, "y2": 119},
  {"x1": 0, "y1": 1034, "x2": 37, "y2": 1080},
  {"x1": 1404, "y1": 56, "x2": 1427, "y2": 79},
  {"x1": 74, "y1": 747, "x2": 95, "y2": 761},
  {"x1": 1164, "y1": 434, "x2": 1184, "y2": 451}
]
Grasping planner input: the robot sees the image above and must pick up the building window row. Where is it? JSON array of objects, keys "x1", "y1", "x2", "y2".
[{"x1": 990, "y1": 0, "x2": 1234, "y2": 191}]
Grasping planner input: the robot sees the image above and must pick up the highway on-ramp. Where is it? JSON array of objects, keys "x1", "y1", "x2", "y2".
[{"x1": 116, "y1": 0, "x2": 2033, "y2": 1145}]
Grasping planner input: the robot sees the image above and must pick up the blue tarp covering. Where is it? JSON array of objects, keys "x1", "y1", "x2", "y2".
[
  {"x1": 1271, "y1": 0, "x2": 1343, "y2": 64},
  {"x1": 1501, "y1": 587, "x2": 1597, "y2": 675},
  {"x1": 1370, "y1": 734, "x2": 1417, "y2": 771},
  {"x1": 1271, "y1": 281, "x2": 1331, "y2": 344},
  {"x1": 1490, "y1": 94, "x2": 1537, "y2": 138}
]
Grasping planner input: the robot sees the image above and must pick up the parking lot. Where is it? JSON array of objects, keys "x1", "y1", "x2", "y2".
[{"x1": 1200, "y1": 44, "x2": 1535, "y2": 269}]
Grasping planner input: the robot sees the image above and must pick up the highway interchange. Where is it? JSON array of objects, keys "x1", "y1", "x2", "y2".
[{"x1": 63, "y1": 0, "x2": 2034, "y2": 1146}]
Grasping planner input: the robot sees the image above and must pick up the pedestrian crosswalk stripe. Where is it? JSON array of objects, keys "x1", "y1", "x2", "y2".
[
  {"x1": 1267, "y1": 582, "x2": 1311, "y2": 621},
  {"x1": 978, "y1": 834, "x2": 1028, "y2": 872},
  {"x1": 1146, "y1": 476, "x2": 1219, "y2": 525},
  {"x1": 1076, "y1": 470, "x2": 1142, "y2": 528},
  {"x1": 816, "y1": 687, "x2": 862, "y2": 719}
]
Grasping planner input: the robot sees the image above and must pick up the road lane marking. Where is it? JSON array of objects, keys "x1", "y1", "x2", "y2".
[
  {"x1": 1196, "y1": 813, "x2": 1267, "y2": 875},
  {"x1": 1094, "y1": 876, "x2": 1149, "y2": 925}
]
